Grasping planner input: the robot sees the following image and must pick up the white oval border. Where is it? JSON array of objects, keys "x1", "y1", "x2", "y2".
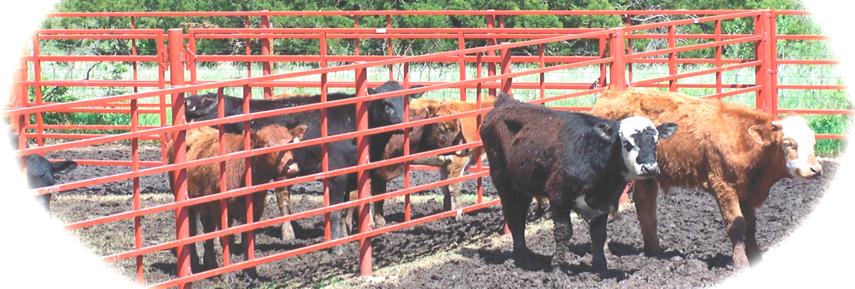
[{"x1": 0, "y1": 1, "x2": 850, "y2": 288}]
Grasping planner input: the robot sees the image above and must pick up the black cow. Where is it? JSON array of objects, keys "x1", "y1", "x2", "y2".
[
  {"x1": 183, "y1": 80, "x2": 423, "y2": 240},
  {"x1": 479, "y1": 93, "x2": 677, "y2": 271},
  {"x1": 10, "y1": 134, "x2": 77, "y2": 210}
]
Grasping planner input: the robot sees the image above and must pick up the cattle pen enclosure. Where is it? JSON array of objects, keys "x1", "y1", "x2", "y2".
[{"x1": 4, "y1": 9, "x2": 850, "y2": 289}]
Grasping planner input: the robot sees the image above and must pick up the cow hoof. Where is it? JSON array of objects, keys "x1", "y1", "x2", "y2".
[
  {"x1": 242, "y1": 267, "x2": 260, "y2": 279},
  {"x1": 642, "y1": 247, "x2": 663, "y2": 258},
  {"x1": 592, "y1": 256, "x2": 608, "y2": 272},
  {"x1": 373, "y1": 215, "x2": 387, "y2": 228},
  {"x1": 512, "y1": 248, "x2": 552, "y2": 271},
  {"x1": 732, "y1": 255, "x2": 750, "y2": 270},
  {"x1": 219, "y1": 271, "x2": 238, "y2": 283},
  {"x1": 453, "y1": 208, "x2": 465, "y2": 220},
  {"x1": 281, "y1": 223, "x2": 296, "y2": 241}
]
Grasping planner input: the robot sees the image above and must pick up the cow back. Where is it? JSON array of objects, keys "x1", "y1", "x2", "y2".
[{"x1": 591, "y1": 88, "x2": 777, "y2": 190}]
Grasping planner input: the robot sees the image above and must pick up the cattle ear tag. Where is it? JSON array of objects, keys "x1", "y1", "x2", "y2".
[{"x1": 748, "y1": 125, "x2": 768, "y2": 145}]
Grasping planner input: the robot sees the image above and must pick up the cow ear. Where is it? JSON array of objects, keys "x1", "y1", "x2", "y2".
[
  {"x1": 748, "y1": 124, "x2": 770, "y2": 145},
  {"x1": 594, "y1": 123, "x2": 614, "y2": 142},
  {"x1": 408, "y1": 85, "x2": 425, "y2": 98},
  {"x1": 657, "y1": 122, "x2": 678, "y2": 139},
  {"x1": 290, "y1": 125, "x2": 308, "y2": 142},
  {"x1": 367, "y1": 87, "x2": 377, "y2": 94}
]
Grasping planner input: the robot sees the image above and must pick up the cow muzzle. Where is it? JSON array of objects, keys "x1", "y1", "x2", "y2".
[
  {"x1": 638, "y1": 163, "x2": 660, "y2": 177},
  {"x1": 795, "y1": 163, "x2": 823, "y2": 179}
]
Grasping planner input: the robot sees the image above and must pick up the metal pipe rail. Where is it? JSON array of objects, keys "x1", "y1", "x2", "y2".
[
  {"x1": 8, "y1": 25, "x2": 624, "y2": 288},
  {"x1": 4, "y1": 9, "x2": 848, "y2": 288}
]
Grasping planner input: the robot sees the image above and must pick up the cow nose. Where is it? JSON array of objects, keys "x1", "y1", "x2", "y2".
[
  {"x1": 810, "y1": 164, "x2": 823, "y2": 176},
  {"x1": 640, "y1": 163, "x2": 659, "y2": 175}
]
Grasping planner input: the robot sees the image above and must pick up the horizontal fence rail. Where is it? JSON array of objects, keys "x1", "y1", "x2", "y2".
[{"x1": 3, "y1": 9, "x2": 849, "y2": 289}]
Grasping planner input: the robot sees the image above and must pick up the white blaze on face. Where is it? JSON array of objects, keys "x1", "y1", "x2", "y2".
[
  {"x1": 618, "y1": 116, "x2": 659, "y2": 180},
  {"x1": 780, "y1": 116, "x2": 820, "y2": 178}
]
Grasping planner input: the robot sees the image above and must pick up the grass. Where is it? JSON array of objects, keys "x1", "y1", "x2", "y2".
[{"x1": 27, "y1": 61, "x2": 850, "y2": 155}]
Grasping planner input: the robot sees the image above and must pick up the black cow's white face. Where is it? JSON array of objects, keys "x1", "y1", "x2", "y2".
[
  {"x1": 617, "y1": 116, "x2": 677, "y2": 180},
  {"x1": 184, "y1": 94, "x2": 218, "y2": 119}
]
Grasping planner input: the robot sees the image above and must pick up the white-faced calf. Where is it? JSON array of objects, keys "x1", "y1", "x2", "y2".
[
  {"x1": 591, "y1": 88, "x2": 822, "y2": 269},
  {"x1": 480, "y1": 93, "x2": 676, "y2": 271}
]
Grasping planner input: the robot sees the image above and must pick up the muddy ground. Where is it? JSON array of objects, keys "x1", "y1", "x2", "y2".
[{"x1": 45, "y1": 143, "x2": 835, "y2": 288}]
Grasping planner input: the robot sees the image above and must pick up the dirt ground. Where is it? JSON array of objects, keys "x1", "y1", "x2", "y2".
[{"x1": 46, "y1": 143, "x2": 835, "y2": 288}]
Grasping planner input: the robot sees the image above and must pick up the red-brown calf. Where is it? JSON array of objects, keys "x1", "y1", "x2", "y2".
[
  {"x1": 167, "y1": 124, "x2": 307, "y2": 273},
  {"x1": 591, "y1": 88, "x2": 822, "y2": 269}
]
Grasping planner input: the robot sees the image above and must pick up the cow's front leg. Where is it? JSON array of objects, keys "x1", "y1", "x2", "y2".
[
  {"x1": 551, "y1": 203, "x2": 573, "y2": 267},
  {"x1": 328, "y1": 175, "x2": 351, "y2": 241},
  {"x1": 710, "y1": 177, "x2": 749, "y2": 269},
  {"x1": 275, "y1": 186, "x2": 296, "y2": 241},
  {"x1": 741, "y1": 202, "x2": 762, "y2": 265},
  {"x1": 444, "y1": 155, "x2": 470, "y2": 218},
  {"x1": 370, "y1": 178, "x2": 387, "y2": 227},
  {"x1": 589, "y1": 213, "x2": 608, "y2": 271},
  {"x1": 634, "y1": 179, "x2": 662, "y2": 256}
]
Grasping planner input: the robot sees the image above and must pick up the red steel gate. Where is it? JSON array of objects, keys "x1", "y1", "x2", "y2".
[{"x1": 4, "y1": 10, "x2": 849, "y2": 288}]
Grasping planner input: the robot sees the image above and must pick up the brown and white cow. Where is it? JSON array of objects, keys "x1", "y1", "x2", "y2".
[{"x1": 591, "y1": 88, "x2": 823, "y2": 269}]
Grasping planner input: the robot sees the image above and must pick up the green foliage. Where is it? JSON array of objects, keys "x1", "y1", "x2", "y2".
[{"x1": 45, "y1": 0, "x2": 811, "y2": 58}]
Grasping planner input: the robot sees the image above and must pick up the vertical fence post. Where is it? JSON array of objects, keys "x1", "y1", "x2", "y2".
[
  {"x1": 474, "y1": 53, "x2": 484, "y2": 205},
  {"x1": 755, "y1": 10, "x2": 773, "y2": 113},
  {"x1": 715, "y1": 20, "x2": 723, "y2": 95},
  {"x1": 538, "y1": 44, "x2": 546, "y2": 100},
  {"x1": 624, "y1": 15, "x2": 634, "y2": 83},
  {"x1": 187, "y1": 32, "x2": 198, "y2": 88},
  {"x1": 768, "y1": 11, "x2": 779, "y2": 116},
  {"x1": 458, "y1": 33, "x2": 467, "y2": 101},
  {"x1": 354, "y1": 62, "x2": 373, "y2": 276},
  {"x1": 386, "y1": 15, "x2": 394, "y2": 81},
  {"x1": 668, "y1": 25, "x2": 677, "y2": 92},
  {"x1": 261, "y1": 12, "x2": 273, "y2": 99},
  {"x1": 31, "y1": 33, "x2": 44, "y2": 147},
  {"x1": 320, "y1": 33, "x2": 332, "y2": 241},
  {"x1": 609, "y1": 29, "x2": 627, "y2": 90},
  {"x1": 499, "y1": 42, "x2": 512, "y2": 95},
  {"x1": 485, "y1": 12, "x2": 497, "y2": 97},
  {"x1": 498, "y1": 42, "x2": 511, "y2": 238},
  {"x1": 167, "y1": 28, "x2": 192, "y2": 289},
  {"x1": 216, "y1": 88, "x2": 231, "y2": 267},
  {"x1": 598, "y1": 36, "x2": 607, "y2": 88},
  {"x1": 15, "y1": 53, "x2": 28, "y2": 149},
  {"x1": 129, "y1": 16, "x2": 143, "y2": 283},
  {"x1": 403, "y1": 62, "x2": 412, "y2": 222},
  {"x1": 242, "y1": 82, "x2": 256, "y2": 266},
  {"x1": 156, "y1": 32, "x2": 169, "y2": 163}
]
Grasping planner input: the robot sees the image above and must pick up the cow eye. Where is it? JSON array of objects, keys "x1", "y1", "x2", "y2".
[{"x1": 623, "y1": 140, "x2": 634, "y2": 151}]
